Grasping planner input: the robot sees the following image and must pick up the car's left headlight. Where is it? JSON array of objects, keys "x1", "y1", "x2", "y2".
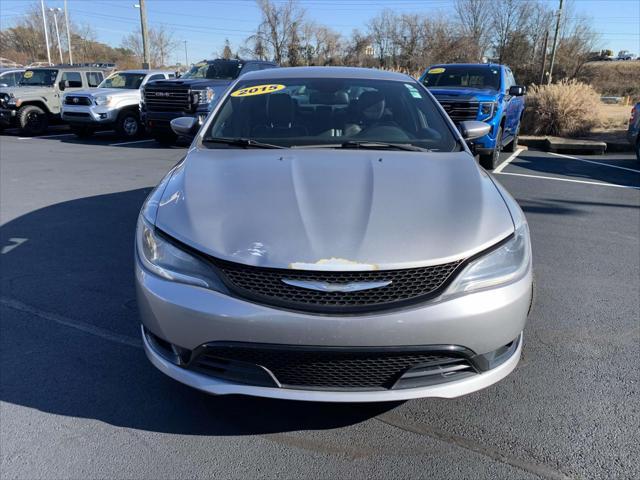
[
  {"x1": 193, "y1": 87, "x2": 214, "y2": 105},
  {"x1": 444, "y1": 221, "x2": 531, "y2": 297},
  {"x1": 94, "y1": 95, "x2": 112, "y2": 106},
  {"x1": 136, "y1": 216, "x2": 226, "y2": 291},
  {"x1": 479, "y1": 102, "x2": 496, "y2": 120}
]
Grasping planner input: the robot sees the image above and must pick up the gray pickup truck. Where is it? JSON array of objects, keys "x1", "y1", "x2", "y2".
[
  {"x1": 0, "y1": 66, "x2": 106, "y2": 135},
  {"x1": 61, "y1": 69, "x2": 175, "y2": 139}
]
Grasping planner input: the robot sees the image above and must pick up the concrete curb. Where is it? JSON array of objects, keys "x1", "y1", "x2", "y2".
[{"x1": 519, "y1": 136, "x2": 633, "y2": 154}]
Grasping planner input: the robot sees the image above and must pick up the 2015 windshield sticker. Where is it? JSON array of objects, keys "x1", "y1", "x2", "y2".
[
  {"x1": 404, "y1": 84, "x2": 422, "y2": 98},
  {"x1": 428, "y1": 67, "x2": 445, "y2": 74},
  {"x1": 231, "y1": 84, "x2": 286, "y2": 97},
  {"x1": 23, "y1": 71, "x2": 33, "y2": 79}
]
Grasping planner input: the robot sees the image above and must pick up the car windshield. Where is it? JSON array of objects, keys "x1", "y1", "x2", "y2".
[
  {"x1": 181, "y1": 60, "x2": 242, "y2": 80},
  {"x1": 19, "y1": 69, "x2": 58, "y2": 86},
  {"x1": 203, "y1": 77, "x2": 460, "y2": 152},
  {"x1": 422, "y1": 66, "x2": 501, "y2": 90},
  {"x1": 99, "y1": 72, "x2": 146, "y2": 89}
]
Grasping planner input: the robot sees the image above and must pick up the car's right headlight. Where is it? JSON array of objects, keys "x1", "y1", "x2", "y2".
[
  {"x1": 136, "y1": 216, "x2": 226, "y2": 291},
  {"x1": 443, "y1": 221, "x2": 531, "y2": 297},
  {"x1": 94, "y1": 95, "x2": 112, "y2": 106}
]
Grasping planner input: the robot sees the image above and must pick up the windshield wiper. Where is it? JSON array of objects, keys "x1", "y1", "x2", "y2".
[
  {"x1": 340, "y1": 140, "x2": 429, "y2": 152},
  {"x1": 202, "y1": 137, "x2": 285, "y2": 149}
]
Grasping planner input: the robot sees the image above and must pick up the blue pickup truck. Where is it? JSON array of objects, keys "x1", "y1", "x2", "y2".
[{"x1": 420, "y1": 63, "x2": 526, "y2": 169}]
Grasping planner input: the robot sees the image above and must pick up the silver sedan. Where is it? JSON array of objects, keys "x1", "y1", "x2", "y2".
[{"x1": 135, "y1": 67, "x2": 533, "y2": 402}]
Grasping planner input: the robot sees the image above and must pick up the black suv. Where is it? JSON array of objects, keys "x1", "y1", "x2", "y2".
[{"x1": 141, "y1": 58, "x2": 278, "y2": 144}]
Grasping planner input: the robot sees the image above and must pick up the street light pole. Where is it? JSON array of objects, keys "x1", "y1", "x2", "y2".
[
  {"x1": 134, "y1": 1, "x2": 151, "y2": 69},
  {"x1": 49, "y1": 8, "x2": 64, "y2": 64},
  {"x1": 40, "y1": 0, "x2": 52, "y2": 65},
  {"x1": 184, "y1": 40, "x2": 188, "y2": 67},
  {"x1": 547, "y1": 0, "x2": 563, "y2": 85},
  {"x1": 64, "y1": 0, "x2": 73, "y2": 64}
]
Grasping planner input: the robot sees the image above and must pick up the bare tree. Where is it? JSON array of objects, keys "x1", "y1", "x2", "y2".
[
  {"x1": 491, "y1": 0, "x2": 533, "y2": 63},
  {"x1": 454, "y1": 0, "x2": 491, "y2": 61},
  {"x1": 367, "y1": 9, "x2": 398, "y2": 67},
  {"x1": 221, "y1": 38, "x2": 233, "y2": 59},
  {"x1": 122, "y1": 25, "x2": 177, "y2": 67},
  {"x1": 253, "y1": 0, "x2": 305, "y2": 64}
]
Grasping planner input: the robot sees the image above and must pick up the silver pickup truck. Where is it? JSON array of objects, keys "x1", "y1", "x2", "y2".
[{"x1": 61, "y1": 69, "x2": 175, "y2": 139}]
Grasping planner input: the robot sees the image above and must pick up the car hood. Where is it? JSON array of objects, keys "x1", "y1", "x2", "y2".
[
  {"x1": 428, "y1": 87, "x2": 500, "y2": 102},
  {"x1": 68, "y1": 88, "x2": 137, "y2": 98},
  {"x1": 155, "y1": 149, "x2": 514, "y2": 270}
]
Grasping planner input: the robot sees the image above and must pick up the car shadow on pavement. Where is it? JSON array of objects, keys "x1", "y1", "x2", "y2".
[{"x1": 0, "y1": 189, "x2": 398, "y2": 435}]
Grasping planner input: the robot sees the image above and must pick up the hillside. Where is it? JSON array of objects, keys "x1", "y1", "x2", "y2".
[{"x1": 578, "y1": 61, "x2": 640, "y2": 98}]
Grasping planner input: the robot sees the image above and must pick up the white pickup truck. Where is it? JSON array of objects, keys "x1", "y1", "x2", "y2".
[{"x1": 61, "y1": 69, "x2": 175, "y2": 139}]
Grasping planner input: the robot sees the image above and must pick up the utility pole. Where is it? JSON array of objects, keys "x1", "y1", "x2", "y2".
[
  {"x1": 134, "y1": 2, "x2": 151, "y2": 68},
  {"x1": 64, "y1": 0, "x2": 73, "y2": 64},
  {"x1": 184, "y1": 40, "x2": 188, "y2": 67},
  {"x1": 547, "y1": 0, "x2": 563, "y2": 85},
  {"x1": 40, "y1": 0, "x2": 52, "y2": 65},
  {"x1": 49, "y1": 8, "x2": 64, "y2": 64},
  {"x1": 539, "y1": 30, "x2": 549, "y2": 84}
]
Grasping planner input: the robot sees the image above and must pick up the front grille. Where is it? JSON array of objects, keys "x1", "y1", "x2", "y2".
[
  {"x1": 437, "y1": 100, "x2": 479, "y2": 123},
  {"x1": 64, "y1": 96, "x2": 92, "y2": 106},
  {"x1": 210, "y1": 258, "x2": 464, "y2": 313},
  {"x1": 144, "y1": 86, "x2": 191, "y2": 112},
  {"x1": 191, "y1": 344, "x2": 476, "y2": 390}
]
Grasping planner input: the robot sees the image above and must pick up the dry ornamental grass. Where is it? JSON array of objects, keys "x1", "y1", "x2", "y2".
[{"x1": 521, "y1": 80, "x2": 601, "y2": 136}]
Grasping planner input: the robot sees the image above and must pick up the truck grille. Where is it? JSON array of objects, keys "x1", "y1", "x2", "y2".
[
  {"x1": 437, "y1": 100, "x2": 479, "y2": 123},
  {"x1": 190, "y1": 343, "x2": 477, "y2": 390},
  {"x1": 64, "y1": 95, "x2": 92, "y2": 106},
  {"x1": 144, "y1": 86, "x2": 191, "y2": 112},
  {"x1": 209, "y1": 257, "x2": 464, "y2": 313}
]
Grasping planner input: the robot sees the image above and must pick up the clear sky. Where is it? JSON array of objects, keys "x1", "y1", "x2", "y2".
[{"x1": 1, "y1": 0, "x2": 639, "y2": 64}]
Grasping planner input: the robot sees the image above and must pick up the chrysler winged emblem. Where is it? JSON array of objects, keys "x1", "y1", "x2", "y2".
[{"x1": 281, "y1": 279, "x2": 392, "y2": 293}]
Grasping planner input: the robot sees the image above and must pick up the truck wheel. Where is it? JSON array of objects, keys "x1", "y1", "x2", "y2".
[
  {"x1": 479, "y1": 127, "x2": 502, "y2": 170},
  {"x1": 503, "y1": 124, "x2": 519, "y2": 153},
  {"x1": 153, "y1": 132, "x2": 177, "y2": 146},
  {"x1": 71, "y1": 126, "x2": 94, "y2": 138},
  {"x1": 18, "y1": 105, "x2": 48, "y2": 136},
  {"x1": 115, "y1": 111, "x2": 141, "y2": 138}
]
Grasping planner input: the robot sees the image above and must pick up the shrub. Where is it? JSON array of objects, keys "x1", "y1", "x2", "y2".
[{"x1": 521, "y1": 80, "x2": 601, "y2": 136}]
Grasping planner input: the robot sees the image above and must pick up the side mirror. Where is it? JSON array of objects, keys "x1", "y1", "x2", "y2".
[
  {"x1": 170, "y1": 116, "x2": 198, "y2": 136},
  {"x1": 58, "y1": 80, "x2": 68, "y2": 91},
  {"x1": 458, "y1": 121, "x2": 491, "y2": 141},
  {"x1": 509, "y1": 85, "x2": 526, "y2": 96}
]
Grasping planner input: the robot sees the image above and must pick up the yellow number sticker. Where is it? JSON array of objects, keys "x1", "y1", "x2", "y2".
[
  {"x1": 428, "y1": 67, "x2": 445, "y2": 74},
  {"x1": 231, "y1": 84, "x2": 286, "y2": 98},
  {"x1": 23, "y1": 71, "x2": 34, "y2": 79}
]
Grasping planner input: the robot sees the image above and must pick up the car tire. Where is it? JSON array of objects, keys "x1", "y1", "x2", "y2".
[
  {"x1": 503, "y1": 124, "x2": 519, "y2": 153},
  {"x1": 18, "y1": 105, "x2": 48, "y2": 136},
  {"x1": 153, "y1": 132, "x2": 178, "y2": 146},
  {"x1": 115, "y1": 110, "x2": 141, "y2": 138},
  {"x1": 479, "y1": 126, "x2": 502, "y2": 170},
  {"x1": 71, "y1": 126, "x2": 94, "y2": 138}
]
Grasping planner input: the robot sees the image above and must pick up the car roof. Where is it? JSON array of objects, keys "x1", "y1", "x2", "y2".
[
  {"x1": 113, "y1": 69, "x2": 174, "y2": 75},
  {"x1": 428, "y1": 63, "x2": 504, "y2": 69},
  {"x1": 26, "y1": 66, "x2": 106, "y2": 71},
  {"x1": 240, "y1": 66, "x2": 412, "y2": 81}
]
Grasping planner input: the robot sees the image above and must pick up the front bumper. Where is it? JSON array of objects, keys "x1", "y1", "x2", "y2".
[
  {"x1": 136, "y1": 252, "x2": 532, "y2": 401},
  {"x1": 61, "y1": 104, "x2": 118, "y2": 125},
  {"x1": 0, "y1": 108, "x2": 16, "y2": 126},
  {"x1": 143, "y1": 326, "x2": 523, "y2": 402}
]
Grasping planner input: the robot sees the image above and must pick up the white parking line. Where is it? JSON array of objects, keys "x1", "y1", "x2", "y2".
[
  {"x1": 109, "y1": 139, "x2": 156, "y2": 146},
  {"x1": 495, "y1": 171, "x2": 640, "y2": 190},
  {"x1": 548, "y1": 152, "x2": 640, "y2": 174},
  {"x1": 494, "y1": 148, "x2": 525, "y2": 173},
  {"x1": 17, "y1": 133, "x2": 75, "y2": 140}
]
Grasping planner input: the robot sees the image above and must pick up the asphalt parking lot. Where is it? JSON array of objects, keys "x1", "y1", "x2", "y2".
[{"x1": 1, "y1": 128, "x2": 638, "y2": 479}]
